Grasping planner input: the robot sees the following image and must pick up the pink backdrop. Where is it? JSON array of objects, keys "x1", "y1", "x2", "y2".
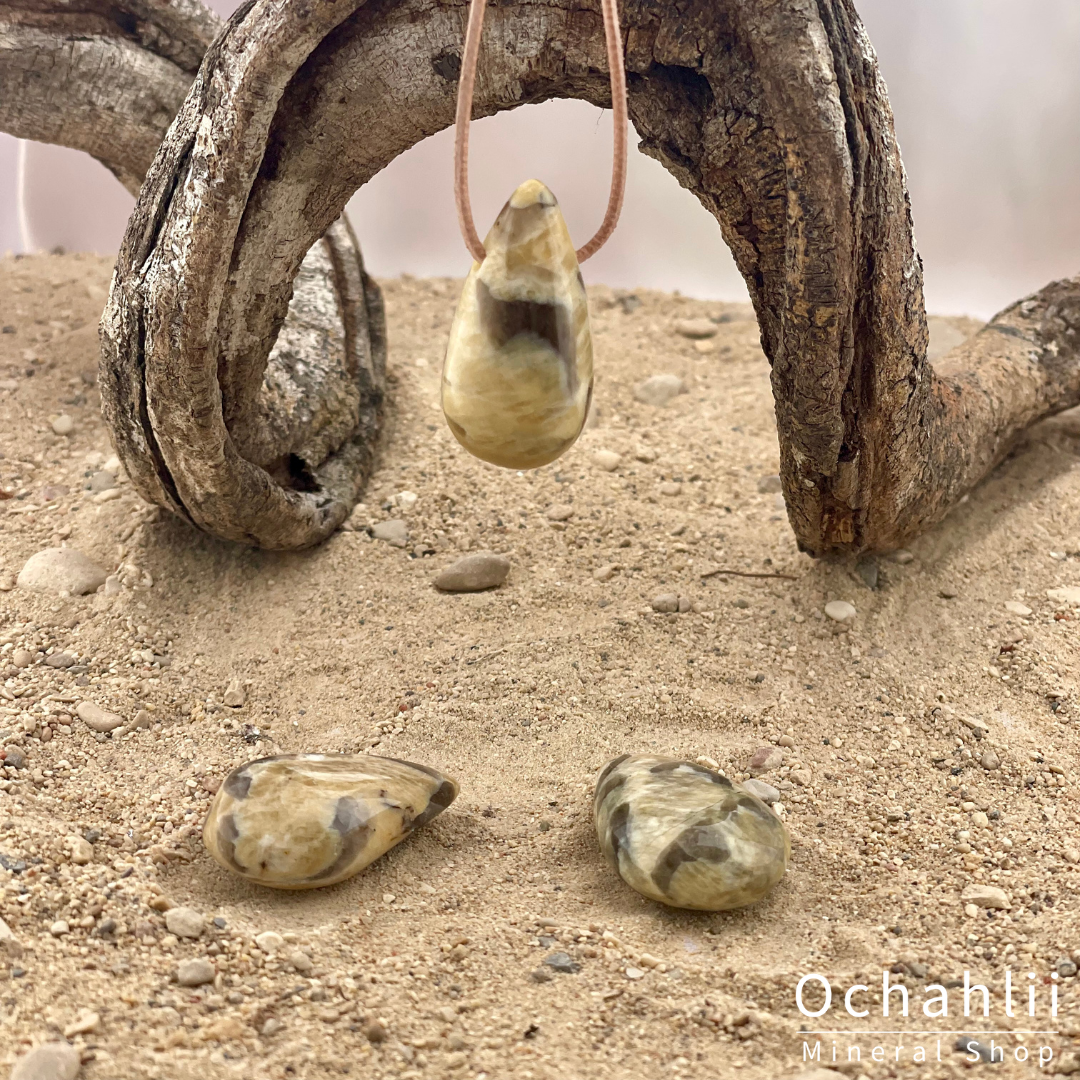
[{"x1": 2, "y1": 0, "x2": 1078, "y2": 319}]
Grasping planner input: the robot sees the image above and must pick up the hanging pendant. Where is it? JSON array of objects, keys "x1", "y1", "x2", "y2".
[{"x1": 442, "y1": 179, "x2": 593, "y2": 470}]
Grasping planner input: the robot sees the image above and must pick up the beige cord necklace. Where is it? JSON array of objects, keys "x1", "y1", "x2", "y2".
[{"x1": 441, "y1": 0, "x2": 628, "y2": 469}]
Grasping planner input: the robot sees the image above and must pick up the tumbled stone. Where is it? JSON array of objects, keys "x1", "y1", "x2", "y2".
[
  {"x1": 10, "y1": 1042, "x2": 81, "y2": 1080},
  {"x1": 442, "y1": 179, "x2": 592, "y2": 469},
  {"x1": 17, "y1": 547, "x2": 107, "y2": 595},
  {"x1": 434, "y1": 552, "x2": 511, "y2": 593},
  {"x1": 592, "y1": 449, "x2": 622, "y2": 472},
  {"x1": 634, "y1": 374, "x2": 686, "y2": 407},
  {"x1": 203, "y1": 754, "x2": 458, "y2": 889},
  {"x1": 594, "y1": 754, "x2": 789, "y2": 911}
]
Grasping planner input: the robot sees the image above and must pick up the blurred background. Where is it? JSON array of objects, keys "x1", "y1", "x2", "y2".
[{"x1": 1, "y1": 0, "x2": 1078, "y2": 319}]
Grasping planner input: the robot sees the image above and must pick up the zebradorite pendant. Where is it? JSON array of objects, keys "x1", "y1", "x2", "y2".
[{"x1": 442, "y1": 179, "x2": 593, "y2": 469}]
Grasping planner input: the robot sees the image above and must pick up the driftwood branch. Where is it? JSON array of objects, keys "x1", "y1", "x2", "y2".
[
  {"x1": 7, "y1": 0, "x2": 1078, "y2": 553},
  {"x1": 0, "y1": 0, "x2": 386, "y2": 548}
]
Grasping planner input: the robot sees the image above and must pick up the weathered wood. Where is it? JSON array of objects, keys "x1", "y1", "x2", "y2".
[
  {"x1": 99, "y1": 0, "x2": 1080, "y2": 555},
  {"x1": 0, "y1": 0, "x2": 387, "y2": 548}
]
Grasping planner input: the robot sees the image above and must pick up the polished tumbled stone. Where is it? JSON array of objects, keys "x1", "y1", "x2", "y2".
[
  {"x1": 442, "y1": 179, "x2": 593, "y2": 469},
  {"x1": 203, "y1": 754, "x2": 458, "y2": 889},
  {"x1": 594, "y1": 754, "x2": 789, "y2": 910}
]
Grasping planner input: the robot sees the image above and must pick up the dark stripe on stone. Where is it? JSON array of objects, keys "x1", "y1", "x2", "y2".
[
  {"x1": 411, "y1": 780, "x2": 458, "y2": 830},
  {"x1": 215, "y1": 813, "x2": 244, "y2": 872},
  {"x1": 607, "y1": 801, "x2": 631, "y2": 868},
  {"x1": 308, "y1": 797, "x2": 372, "y2": 882},
  {"x1": 476, "y1": 279, "x2": 576, "y2": 386},
  {"x1": 651, "y1": 825, "x2": 730, "y2": 896},
  {"x1": 223, "y1": 768, "x2": 253, "y2": 800}
]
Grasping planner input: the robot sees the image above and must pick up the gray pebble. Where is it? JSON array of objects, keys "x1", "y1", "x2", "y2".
[
  {"x1": 855, "y1": 558, "x2": 879, "y2": 590},
  {"x1": 17, "y1": 548, "x2": 107, "y2": 596},
  {"x1": 980, "y1": 749, "x2": 1001, "y2": 771},
  {"x1": 672, "y1": 318, "x2": 717, "y2": 340},
  {"x1": 45, "y1": 652, "x2": 75, "y2": 669},
  {"x1": 164, "y1": 907, "x2": 205, "y2": 940},
  {"x1": 87, "y1": 470, "x2": 116, "y2": 493},
  {"x1": 371, "y1": 520, "x2": 409, "y2": 548},
  {"x1": 634, "y1": 374, "x2": 687, "y2": 407},
  {"x1": 543, "y1": 952, "x2": 580, "y2": 974},
  {"x1": 742, "y1": 778, "x2": 780, "y2": 805},
  {"x1": 954, "y1": 1037, "x2": 994, "y2": 1063},
  {"x1": 10, "y1": 1042, "x2": 81, "y2": 1080},
  {"x1": 175, "y1": 958, "x2": 215, "y2": 987},
  {"x1": 651, "y1": 594, "x2": 679, "y2": 613},
  {"x1": 3, "y1": 745, "x2": 27, "y2": 770},
  {"x1": 434, "y1": 552, "x2": 511, "y2": 593},
  {"x1": 1057, "y1": 957, "x2": 1078, "y2": 978},
  {"x1": 939, "y1": 585, "x2": 959, "y2": 599}
]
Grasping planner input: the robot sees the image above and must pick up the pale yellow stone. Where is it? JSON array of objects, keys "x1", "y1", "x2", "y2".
[
  {"x1": 442, "y1": 180, "x2": 592, "y2": 469},
  {"x1": 594, "y1": 755, "x2": 789, "y2": 911},
  {"x1": 203, "y1": 754, "x2": 457, "y2": 889}
]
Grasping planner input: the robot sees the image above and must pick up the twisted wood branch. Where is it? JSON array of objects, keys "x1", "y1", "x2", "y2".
[{"x1": 1, "y1": 0, "x2": 386, "y2": 548}]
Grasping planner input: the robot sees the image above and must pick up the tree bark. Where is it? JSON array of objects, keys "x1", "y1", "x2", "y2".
[{"x1": 0, "y1": 0, "x2": 386, "y2": 548}]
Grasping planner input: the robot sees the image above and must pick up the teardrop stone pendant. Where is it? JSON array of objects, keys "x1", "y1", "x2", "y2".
[{"x1": 442, "y1": 179, "x2": 593, "y2": 469}]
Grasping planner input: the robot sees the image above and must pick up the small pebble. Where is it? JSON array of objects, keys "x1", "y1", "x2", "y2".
[
  {"x1": 1005, "y1": 600, "x2": 1032, "y2": 617},
  {"x1": 12, "y1": 648, "x2": 33, "y2": 668},
  {"x1": 749, "y1": 746, "x2": 784, "y2": 776},
  {"x1": 593, "y1": 564, "x2": 617, "y2": 582},
  {"x1": 960, "y1": 884, "x2": 1009, "y2": 910},
  {"x1": 672, "y1": 318, "x2": 717, "y2": 339},
  {"x1": 434, "y1": 552, "x2": 511, "y2": 592},
  {"x1": 855, "y1": 559, "x2": 879, "y2": 590},
  {"x1": 50, "y1": 920, "x2": 70, "y2": 936},
  {"x1": 63, "y1": 1010, "x2": 100, "y2": 1037},
  {"x1": 45, "y1": 652, "x2": 74, "y2": 669},
  {"x1": 891, "y1": 549, "x2": 915, "y2": 564},
  {"x1": 175, "y1": 958, "x2": 215, "y2": 987},
  {"x1": 592, "y1": 450, "x2": 622, "y2": 472},
  {"x1": 1058, "y1": 958, "x2": 1078, "y2": 978},
  {"x1": 939, "y1": 585, "x2": 959, "y2": 599},
  {"x1": 1047, "y1": 586, "x2": 1080, "y2": 606},
  {"x1": 633, "y1": 374, "x2": 687, "y2": 407},
  {"x1": 255, "y1": 931, "x2": 285, "y2": 953},
  {"x1": 76, "y1": 701, "x2": 124, "y2": 733},
  {"x1": 980, "y1": 749, "x2": 1000, "y2": 771},
  {"x1": 50, "y1": 414, "x2": 74, "y2": 436},
  {"x1": 87, "y1": 470, "x2": 116, "y2": 493},
  {"x1": 17, "y1": 548, "x2": 107, "y2": 596},
  {"x1": 625, "y1": 967, "x2": 645, "y2": 980},
  {"x1": 10, "y1": 1042, "x2": 81, "y2": 1080},
  {"x1": 67, "y1": 836, "x2": 92, "y2": 865},
  {"x1": 164, "y1": 907, "x2": 205, "y2": 939},
  {"x1": 543, "y1": 952, "x2": 580, "y2": 974},
  {"x1": 651, "y1": 594, "x2": 679, "y2": 613},
  {"x1": 3, "y1": 745, "x2": 27, "y2": 770},
  {"x1": 530, "y1": 968, "x2": 554, "y2": 983},
  {"x1": 371, "y1": 520, "x2": 409, "y2": 548},
  {"x1": 287, "y1": 948, "x2": 314, "y2": 974},
  {"x1": 363, "y1": 1020, "x2": 388, "y2": 1044},
  {"x1": 742, "y1": 779, "x2": 780, "y2": 805},
  {"x1": 658, "y1": 482, "x2": 682, "y2": 496},
  {"x1": 545, "y1": 504, "x2": 574, "y2": 522},
  {"x1": 634, "y1": 446, "x2": 658, "y2": 463},
  {"x1": 222, "y1": 679, "x2": 246, "y2": 708},
  {"x1": 824, "y1": 600, "x2": 856, "y2": 624}
]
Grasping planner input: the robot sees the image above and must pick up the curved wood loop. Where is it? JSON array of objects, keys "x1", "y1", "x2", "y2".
[
  {"x1": 1, "y1": 0, "x2": 387, "y2": 549},
  {"x1": 92, "y1": 0, "x2": 1078, "y2": 554}
]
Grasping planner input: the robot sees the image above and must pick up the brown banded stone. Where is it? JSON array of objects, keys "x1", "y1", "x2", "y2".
[
  {"x1": 593, "y1": 754, "x2": 789, "y2": 911},
  {"x1": 442, "y1": 180, "x2": 593, "y2": 469},
  {"x1": 202, "y1": 754, "x2": 458, "y2": 889}
]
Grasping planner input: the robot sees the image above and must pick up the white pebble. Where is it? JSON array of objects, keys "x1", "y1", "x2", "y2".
[
  {"x1": 824, "y1": 600, "x2": 856, "y2": 624},
  {"x1": 50, "y1": 414, "x2": 74, "y2": 436}
]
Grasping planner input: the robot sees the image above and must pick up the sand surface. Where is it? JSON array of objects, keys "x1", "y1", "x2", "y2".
[{"x1": 1, "y1": 252, "x2": 1079, "y2": 1080}]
